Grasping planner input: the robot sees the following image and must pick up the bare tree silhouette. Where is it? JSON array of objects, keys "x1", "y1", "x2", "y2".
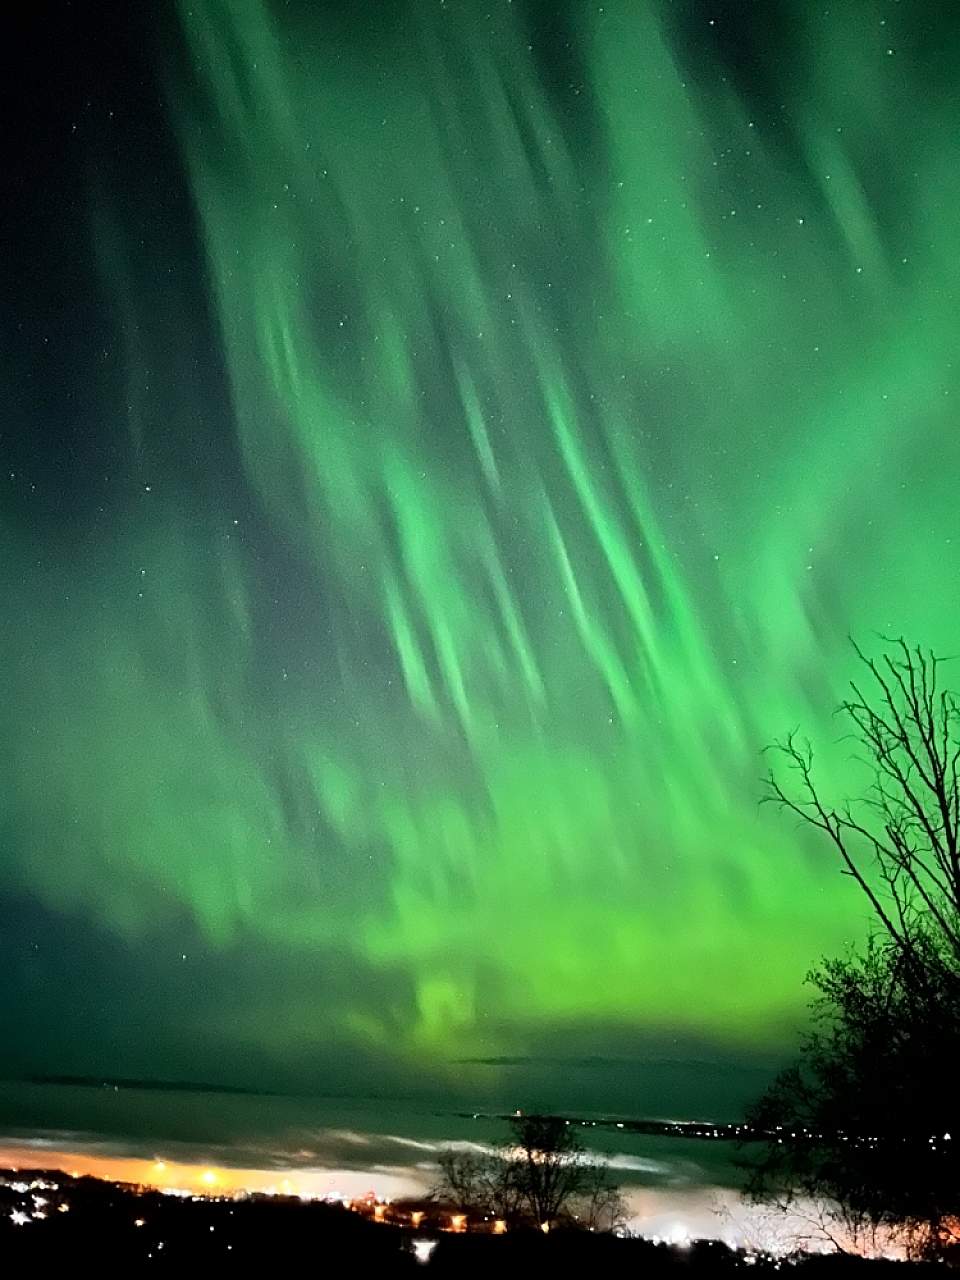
[
  {"x1": 763, "y1": 638, "x2": 960, "y2": 974},
  {"x1": 749, "y1": 639, "x2": 960, "y2": 1260},
  {"x1": 433, "y1": 1114, "x2": 623, "y2": 1232}
]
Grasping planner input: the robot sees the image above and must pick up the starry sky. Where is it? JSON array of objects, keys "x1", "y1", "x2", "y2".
[{"x1": 2, "y1": 0, "x2": 959, "y2": 1130}]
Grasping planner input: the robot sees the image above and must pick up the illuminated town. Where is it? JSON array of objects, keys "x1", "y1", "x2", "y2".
[{"x1": 0, "y1": 1164, "x2": 908, "y2": 1271}]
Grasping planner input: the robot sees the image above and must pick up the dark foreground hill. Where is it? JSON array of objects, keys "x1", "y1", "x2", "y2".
[{"x1": 0, "y1": 1168, "x2": 944, "y2": 1274}]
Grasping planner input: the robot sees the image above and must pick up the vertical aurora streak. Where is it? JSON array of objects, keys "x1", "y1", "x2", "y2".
[{"x1": 3, "y1": 0, "x2": 959, "y2": 1091}]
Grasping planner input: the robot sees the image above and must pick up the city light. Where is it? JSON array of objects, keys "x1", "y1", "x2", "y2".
[{"x1": 412, "y1": 1239, "x2": 437, "y2": 1265}]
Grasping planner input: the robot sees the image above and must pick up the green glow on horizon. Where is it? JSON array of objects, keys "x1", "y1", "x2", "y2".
[{"x1": 3, "y1": 0, "x2": 959, "y2": 1085}]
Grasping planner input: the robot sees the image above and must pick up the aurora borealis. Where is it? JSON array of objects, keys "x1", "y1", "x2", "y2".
[{"x1": 3, "y1": 0, "x2": 960, "y2": 1120}]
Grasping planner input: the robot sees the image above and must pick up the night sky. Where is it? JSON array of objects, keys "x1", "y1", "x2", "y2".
[{"x1": 3, "y1": 0, "x2": 960, "y2": 1130}]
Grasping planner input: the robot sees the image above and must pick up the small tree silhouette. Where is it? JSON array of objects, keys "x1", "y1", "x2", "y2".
[
  {"x1": 435, "y1": 1146, "x2": 526, "y2": 1225},
  {"x1": 571, "y1": 1159, "x2": 629, "y2": 1233},
  {"x1": 434, "y1": 1114, "x2": 623, "y2": 1232},
  {"x1": 508, "y1": 1115, "x2": 589, "y2": 1228}
]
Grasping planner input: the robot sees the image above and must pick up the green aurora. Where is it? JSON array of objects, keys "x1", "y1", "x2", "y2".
[{"x1": 3, "y1": 0, "x2": 959, "y2": 1105}]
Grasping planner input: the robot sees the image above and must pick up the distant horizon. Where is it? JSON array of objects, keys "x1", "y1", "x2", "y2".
[{"x1": 12, "y1": 1070, "x2": 774, "y2": 1120}]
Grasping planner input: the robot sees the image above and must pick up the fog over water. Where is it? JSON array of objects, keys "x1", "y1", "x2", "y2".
[{"x1": 0, "y1": 1080, "x2": 769, "y2": 1241}]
